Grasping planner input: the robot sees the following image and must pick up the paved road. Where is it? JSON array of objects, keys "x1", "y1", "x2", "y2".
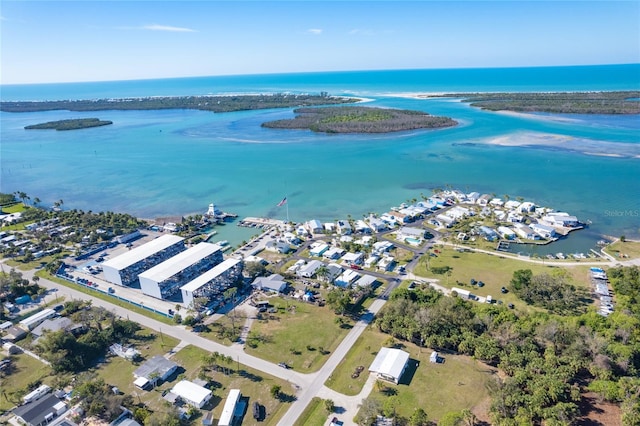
[{"x1": 21, "y1": 269, "x2": 312, "y2": 389}]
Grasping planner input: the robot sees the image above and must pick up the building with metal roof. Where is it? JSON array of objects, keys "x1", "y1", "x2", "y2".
[
  {"x1": 138, "y1": 242, "x2": 223, "y2": 300},
  {"x1": 368, "y1": 348, "x2": 410, "y2": 384},
  {"x1": 133, "y1": 355, "x2": 178, "y2": 389},
  {"x1": 180, "y1": 258, "x2": 243, "y2": 308},
  {"x1": 102, "y1": 234, "x2": 186, "y2": 286},
  {"x1": 170, "y1": 380, "x2": 212, "y2": 408}
]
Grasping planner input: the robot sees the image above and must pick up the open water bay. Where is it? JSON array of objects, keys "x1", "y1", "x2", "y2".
[{"x1": 1, "y1": 65, "x2": 639, "y2": 248}]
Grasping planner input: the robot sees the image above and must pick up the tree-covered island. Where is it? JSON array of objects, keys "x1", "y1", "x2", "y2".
[
  {"x1": 1, "y1": 93, "x2": 358, "y2": 113},
  {"x1": 426, "y1": 91, "x2": 640, "y2": 114},
  {"x1": 24, "y1": 118, "x2": 113, "y2": 131},
  {"x1": 261, "y1": 106, "x2": 457, "y2": 133}
]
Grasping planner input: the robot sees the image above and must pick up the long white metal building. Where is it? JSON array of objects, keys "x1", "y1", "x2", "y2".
[
  {"x1": 180, "y1": 258, "x2": 243, "y2": 308},
  {"x1": 139, "y1": 242, "x2": 223, "y2": 300},
  {"x1": 102, "y1": 234, "x2": 186, "y2": 286}
]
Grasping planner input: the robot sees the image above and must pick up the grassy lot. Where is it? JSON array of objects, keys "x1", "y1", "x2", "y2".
[
  {"x1": 245, "y1": 297, "x2": 351, "y2": 372},
  {"x1": 5, "y1": 253, "x2": 69, "y2": 271},
  {"x1": 412, "y1": 246, "x2": 593, "y2": 308},
  {"x1": 0, "y1": 353, "x2": 53, "y2": 411},
  {"x1": 200, "y1": 315, "x2": 240, "y2": 346},
  {"x1": 604, "y1": 240, "x2": 640, "y2": 260},
  {"x1": 293, "y1": 397, "x2": 329, "y2": 426},
  {"x1": 170, "y1": 345, "x2": 294, "y2": 426},
  {"x1": 40, "y1": 271, "x2": 176, "y2": 325},
  {"x1": 325, "y1": 327, "x2": 390, "y2": 396},
  {"x1": 354, "y1": 338, "x2": 496, "y2": 423},
  {"x1": 93, "y1": 328, "x2": 179, "y2": 411}
]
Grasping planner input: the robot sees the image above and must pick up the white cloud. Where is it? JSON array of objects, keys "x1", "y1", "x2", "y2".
[
  {"x1": 307, "y1": 28, "x2": 323, "y2": 35},
  {"x1": 142, "y1": 24, "x2": 196, "y2": 33}
]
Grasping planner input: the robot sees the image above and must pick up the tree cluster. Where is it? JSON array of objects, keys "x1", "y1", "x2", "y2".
[
  {"x1": 374, "y1": 268, "x2": 640, "y2": 425},
  {"x1": 24, "y1": 118, "x2": 113, "y2": 131},
  {"x1": 510, "y1": 269, "x2": 585, "y2": 314}
]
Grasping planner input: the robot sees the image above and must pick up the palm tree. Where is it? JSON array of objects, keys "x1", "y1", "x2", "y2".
[{"x1": 33, "y1": 197, "x2": 41, "y2": 207}]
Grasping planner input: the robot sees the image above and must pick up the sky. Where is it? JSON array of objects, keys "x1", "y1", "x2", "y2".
[{"x1": 1, "y1": 1, "x2": 639, "y2": 84}]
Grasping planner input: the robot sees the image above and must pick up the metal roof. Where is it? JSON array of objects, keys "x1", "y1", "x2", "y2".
[
  {"x1": 181, "y1": 258, "x2": 241, "y2": 292},
  {"x1": 368, "y1": 348, "x2": 409, "y2": 382},
  {"x1": 133, "y1": 355, "x2": 178, "y2": 380},
  {"x1": 139, "y1": 242, "x2": 222, "y2": 283},
  {"x1": 102, "y1": 234, "x2": 184, "y2": 271}
]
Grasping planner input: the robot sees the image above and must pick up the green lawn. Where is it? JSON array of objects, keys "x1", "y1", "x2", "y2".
[
  {"x1": 0, "y1": 353, "x2": 53, "y2": 411},
  {"x1": 356, "y1": 339, "x2": 496, "y2": 423},
  {"x1": 244, "y1": 297, "x2": 351, "y2": 372},
  {"x1": 94, "y1": 328, "x2": 179, "y2": 410},
  {"x1": 604, "y1": 240, "x2": 640, "y2": 260},
  {"x1": 325, "y1": 328, "x2": 389, "y2": 396},
  {"x1": 293, "y1": 397, "x2": 330, "y2": 426},
  {"x1": 170, "y1": 345, "x2": 294, "y2": 426},
  {"x1": 413, "y1": 246, "x2": 593, "y2": 309}
]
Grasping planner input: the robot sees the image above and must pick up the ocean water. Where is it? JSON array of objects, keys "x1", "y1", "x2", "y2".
[{"x1": 1, "y1": 64, "x2": 639, "y2": 250}]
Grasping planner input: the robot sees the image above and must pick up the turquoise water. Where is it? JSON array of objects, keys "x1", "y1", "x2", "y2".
[{"x1": 1, "y1": 65, "x2": 639, "y2": 249}]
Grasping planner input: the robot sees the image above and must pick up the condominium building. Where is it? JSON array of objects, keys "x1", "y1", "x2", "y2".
[
  {"x1": 138, "y1": 242, "x2": 223, "y2": 300},
  {"x1": 180, "y1": 258, "x2": 243, "y2": 308},
  {"x1": 102, "y1": 234, "x2": 186, "y2": 286}
]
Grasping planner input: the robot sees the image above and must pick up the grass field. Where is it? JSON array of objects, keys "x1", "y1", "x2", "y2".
[
  {"x1": 170, "y1": 345, "x2": 294, "y2": 426},
  {"x1": 325, "y1": 327, "x2": 389, "y2": 396},
  {"x1": 354, "y1": 337, "x2": 496, "y2": 423},
  {"x1": 413, "y1": 246, "x2": 593, "y2": 309},
  {"x1": 0, "y1": 353, "x2": 53, "y2": 411},
  {"x1": 604, "y1": 240, "x2": 640, "y2": 260},
  {"x1": 244, "y1": 297, "x2": 351, "y2": 372},
  {"x1": 293, "y1": 397, "x2": 329, "y2": 426},
  {"x1": 93, "y1": 327, "x2": 179, "y2": 411}
]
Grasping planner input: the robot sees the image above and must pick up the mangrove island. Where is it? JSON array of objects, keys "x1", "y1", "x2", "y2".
[
  {"x1": 261, "y1": 106, "x2": 457, "y2": 133},
  {"x1": 24, "y1": 118, "x2": 114, "y2": 131},
  {"x1": 427, "y1": 91, "x2": 640, "y2": 114}
]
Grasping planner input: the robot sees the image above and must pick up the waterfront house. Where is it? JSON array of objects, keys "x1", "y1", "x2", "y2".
[
  {"x1": 367, "y1": 216, "x2": 388, "y2": 232},
  {"x1": 530, "y1": 223, "x2": 556, "y2": 239},
  {"x1": 466, "y1": 192, "x2": 481, "y2": 204},
  {"x1": 514, "y1": 224, "x2": 540, "y2": 240},
  {"x1": 518, "y1": 201, "x2": 536, "y2": 213},
  {"x1": 476, "y1": 194, "x2": 492, "y2": 206},
  {"x1": 543, "y1": 213, "x2": 580, "y2": 227},
  {"x1": 305, "y1": 219, "x2": 324, "y2": 234},
  {"x1": 323, "y1": 222, "x2": 336, "y2": 233},
  {"x1": 337, "y1": 220, "x2": 353, "y2": 235},
  {"x1": 354, "y1": 220, "x2": 371, "y2": 233},
  {"x1": 497, "y1": 226, "x2": 517, "y2": 240}
]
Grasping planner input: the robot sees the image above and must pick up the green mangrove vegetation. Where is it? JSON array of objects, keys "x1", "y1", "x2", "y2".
[
  {"x1": 25, "y1": 118, "x2": 113, "y2": 131},
  {"x1": 1, "y1": 93, "x2": 357, "y2": 113},
  {"x1": 261, "y1": 106, "x2": 457, "y2": 133},
  {"x1": 429, "y1": 91, "x2": 640, "y2": 114}
]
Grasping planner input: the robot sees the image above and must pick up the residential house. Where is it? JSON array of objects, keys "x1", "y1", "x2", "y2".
[
  {"x1": 336, "y1": 220, "x2": 353, "y2": 235},
  {"x1": 309, "y1": 242, "x2": 329, "y2": 257},
  {"x1": 530, "y1": 223, "x2": 556, "y2": 239},
  {"x1": 497, "y1": 226, "x2": 516, "y2": 240},
  {"x1": 265, "y1": 240, "x2": 291, "y2": 254},
  {"x1": 296, "y1": 260, "x2": 324, "y2": 278},
  {"x1": 514, "y1": 224, "x2": 540, "y2": 240},
  {"x1": 335, "y1": 269, "x2": 361, "y2": 287},
  {"x1": 251, "y1": 274, "x2": 287, "y2": 293},
  {"x1": 478, "y1": 226, "x2": 499, "y2": 242},
  {"x1": 367, "y1": 216, "x2": 388, "y2": 233},
  {"x1": 341, "y1": 252, "x2": 364, "y2": 266},
  {"x1": 305, "y1": 220, "x2": 323, "y2": 235},
  {"x1": 323, "y1": 246, "x2": 345, "y2": 260}
]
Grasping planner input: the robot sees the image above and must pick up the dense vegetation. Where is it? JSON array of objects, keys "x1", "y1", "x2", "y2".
[
  {"x1": 0, "y1": 269, "x2": 44, "y2": 320},
  {"x1": 374, "y1": 266, "x2": 640, "y2": 425},
  {"x1": 510, "y1": 269, "x2": 588, "y2": 314},
  {"x1": 34, "y1": 302, "x2": 141, "y2": 373},
  {"x1": 262, "y1": 106, "x2": 457, "y2": 133},
  {"x1": 24, "y1": 118, "x2": 113, "y2": 131},
  {"x1": 431, "y1": 91, "x2": 640, "y2": 114},
  {"x1": 0, "y1": 93, "x2": 357, "y2": 113}
]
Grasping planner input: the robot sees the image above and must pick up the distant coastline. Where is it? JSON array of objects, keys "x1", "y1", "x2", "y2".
[
  {"x1": 422, "y1": 91, "x2": 640, "y2": 114},
  {"x1": 0, "y1": 93, "x2": 358, "y2": 113}
]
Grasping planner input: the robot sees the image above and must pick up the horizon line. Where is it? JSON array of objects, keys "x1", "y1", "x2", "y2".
[{"x1": 2, "y1": 62, "x2": 639, "y2": 87}]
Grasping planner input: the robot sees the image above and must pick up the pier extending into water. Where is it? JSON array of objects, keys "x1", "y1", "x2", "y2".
[{"x1": 237, "y1": 217, "x2": 284, "y2": 229}]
